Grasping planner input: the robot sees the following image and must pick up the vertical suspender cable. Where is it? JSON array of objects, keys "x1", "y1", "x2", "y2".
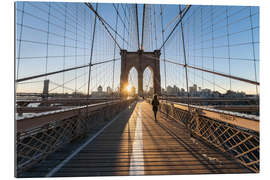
[
  {"x1": 249, "y1": 7, "x2": 259, "y2": 98},
  {"x1": 179, "y1": 5, "x2": 190, "y2": 111},
  {"x1": 112, "y1": 4, "x2": 119, "y2": 98},
  {"x1": 128, "y1": 5, "x2": 133, "y2": 50},
  {"x1": 193, "y1": 9, "x2": 196, "y2": 92},
  {"x1": 16, "y1": 2, "x2": 25, "y2": 81},
  {"x1": 226, "y1": 6, "x2": 232, "y2": 91},
  {"x1": 63, "y1": 3, "x2": 67, "y2": 94},
  {"x1": 135, "y1": 4, "x2": 140, "y2": 50},
  {"x1": 87, "y1": 3, "x2": 98, "y2": 106},
  {"x1": 127, "y1": 5, "x2": 130, "y2": 50},
  {"x1": 200, "y1": 7, "x2": 204, "y2": 89},
  {"x1": 45, "y1": 2, "x2": 51, "y2": 80},
  {"x1": 149, "y1": 5, "x2": 153, "y2": 51},
  {"x1": 83, "y1": 8, "x2": 86, "y2": 94},
  {"x1": 153, "y1": 5, "x2": 158, "y2": 50},
  {"x1": 160, "y1": 5, "x2": 167, "y2": 98},
  {"x1": 211, "y1": 6, "x2": 215, "y2": 92},
  {"x1": 122, "y1": 4, "x2": 126, "y2": 49},
  {"x1": 75, "y1": 4, "x2": 78, "y2": 94},
  {"x1": 141, "y1": 4, "x2": 146, "y2": 50}
]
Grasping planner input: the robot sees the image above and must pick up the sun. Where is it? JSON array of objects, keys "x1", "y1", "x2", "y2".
[{"x1": 126, "y1": 84, "x2": 132, "y2": 92}]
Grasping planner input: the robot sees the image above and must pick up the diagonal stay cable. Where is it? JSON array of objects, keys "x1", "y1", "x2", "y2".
[
  {"x1": 135, "y1": 4, "x2": 140, "y2": 50},
  {"x1": 50, "y1": 80, "x2": 76, "y2": 92},
  {"x1": 141, "y1": 4, "x2": 146, "y2": 49},
  {"x1": 164, "y1": 13, "x2": 181, "y2": 33},
  {"x1": 49, "y1": 71, "x2": 90, "y2": 93},
  {"x1": 85, "y1": 3, "x2": 126, "y2": 49},
  {"x1": 112, "y1": 3, "x2": 129, "y2": 34},
  {"x1": 16, "y1": 58, "x2": 121, "y2": 83},
  {"x1": 159, "y1": 5, "x2": 191, "y2": 50}
]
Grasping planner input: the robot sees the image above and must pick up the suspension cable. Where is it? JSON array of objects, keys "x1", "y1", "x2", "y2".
[
  {"x1": 164, "y1": 59, "x2": 260, "y2": 86},
  {"x1": 16, "y1": 2, "x2": 25, "y2": 80},
  {"x1": 249, "y1": 7, "x2": 259, "y2": 97},
  {"x1": 45, "y1": 2, "x2": 51, "y2": 80},
  {"x1": 179, "y1": 5, "x2": 191, "y2": 111},
  {"x1": 226, "y1": 6, "x2": 232, "y2": 91},
  {"x1": 141, "y1": 4, "x2": 146, "y2": 49},
  {"x1": 85, "y1": 3, "x2": 122, "y2": 50},
  {"x1": 159, "y1": 5, "x2": 191, "y2": 50},
  {"x1": 87, "y1": 3, "x2": 98, "y2": 100},
  {"x1": 16, "y1": 58, "x2": 120, "y2": 83},
  {"x1": 200, "y1": 7, "x2": 204, "y2": 89},
  {"x1": 153, "y1": 5, "x2": 158, "y2": 49},
  {"x1": 112, "y1": 4, "x2": 119, "y2": 98},
  {"x1": 112, "y1": 4, "x2": 128, "y2": 32},
  {"x1": 160, "y1": 5, "x2": 167, "y2": 98},
  {"x1": 135, "y1": 4, "x2": 140, "y2": 50}
]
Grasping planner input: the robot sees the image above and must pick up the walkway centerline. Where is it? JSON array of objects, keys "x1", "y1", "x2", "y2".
[{"x1": 129, "y1": 103, "x2": 144, "y2": 175}]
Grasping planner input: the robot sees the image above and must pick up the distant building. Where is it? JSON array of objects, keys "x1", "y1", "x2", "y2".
[
  {"x1": 224, "y1": 90, "x2": 246, "y2": 98},
  {"x1": 166, "y1": 85, "x2": 180, "y2": 95},
  {"x1": 167, "y1": 85, "x2": 174, "y2": 95},
  {"x1": 160, "y1": 83, "x2": 250, "y2": 99},
  {"x1": 107, "y1": 86, "x2": 112, "y2": 95},
  {"x1": 92, "y1": 85, "x2": 106, "y2": 97},
  {"x1": 189, "y1": 84, "x2": 198, "y2": 96},
  {"x1": 200, "y1": 88, "x2": 212, "y2": 97},
  {"x1": 98, "y1": 85, "x2": 102, "y2": 92},
  {"x1": 179, "y1": 88, "x2": 186, "y2": 96},
  {"x1": 212, "y1": 91, "x2": 221, "y2": 98}
]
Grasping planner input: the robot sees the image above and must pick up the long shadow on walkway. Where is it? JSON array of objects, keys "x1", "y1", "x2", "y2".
[{"x1": 20, "y1": 101, "x2": 138, "y2": 177}]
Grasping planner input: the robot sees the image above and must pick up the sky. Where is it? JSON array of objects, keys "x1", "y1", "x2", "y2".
[{"x1": 15, "y1": 1, "x2": 260, "y2": 95}]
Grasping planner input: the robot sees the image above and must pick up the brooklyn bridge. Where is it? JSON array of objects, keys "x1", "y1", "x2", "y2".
[{"x1": 15, "y1": 1, "x2": 259, "y2": 177}]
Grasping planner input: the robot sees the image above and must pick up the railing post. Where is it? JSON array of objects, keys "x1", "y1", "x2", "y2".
[{"x1": 193, "y1": 109, "x2": 200, "y2": 135}]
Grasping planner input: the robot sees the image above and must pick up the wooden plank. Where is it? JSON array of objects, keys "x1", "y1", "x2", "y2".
[{"x1": 50, "y1": 101, "x2": 250, "y2": 176}]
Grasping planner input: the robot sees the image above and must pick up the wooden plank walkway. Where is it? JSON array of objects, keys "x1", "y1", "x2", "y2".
[{"x1": 26, "y1": 100, "x2": 251, "y2": 177}]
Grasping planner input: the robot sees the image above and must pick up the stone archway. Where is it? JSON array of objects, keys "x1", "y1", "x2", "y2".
[
  {"x1": 143, "y1": 66, "x2": 154, "y2": 96},
  {"x1": 120, "y1": 49, "x2": 161, "y2": 96}
]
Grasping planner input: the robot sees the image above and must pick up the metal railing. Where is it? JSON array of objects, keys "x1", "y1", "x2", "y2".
[
  {"x1": 158, "y1": 100, "x2": 259, "y2": 173},
  {"x1": 16, "y1": 99, "x2": 134, "y2": 174}
]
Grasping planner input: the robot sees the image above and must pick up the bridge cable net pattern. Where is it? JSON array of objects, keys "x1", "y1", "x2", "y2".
[
  {"x1": 16, "y1": 2, "x2": 139, "y2": 95},
  {"x1": 158, "y1": 5, "x2": 259, "y2": 97}
]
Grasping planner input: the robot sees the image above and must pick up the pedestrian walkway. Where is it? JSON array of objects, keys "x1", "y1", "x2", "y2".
[{"x1": 41, "y1": 101, "x2": 251, "y2": 177}]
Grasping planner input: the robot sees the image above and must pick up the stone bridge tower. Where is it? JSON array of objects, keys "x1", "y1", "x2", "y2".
[{"x1": 120, "y1": 49, "x2": 161, "y2": 96}]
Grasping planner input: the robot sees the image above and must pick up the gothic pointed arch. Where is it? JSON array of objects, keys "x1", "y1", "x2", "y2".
[{"x1": 120, "y1": 49, "x2": 161, "y2": 96}]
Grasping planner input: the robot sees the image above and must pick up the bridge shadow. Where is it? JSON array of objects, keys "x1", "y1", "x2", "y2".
[
  {"x1": 158, "y1": 115, "x2": 228, "y2": 173},
  {"x1": 140, "y1": 104, "x2": 224, "y2": 174},
  {"x1": 20, "y1": 101, "x2": 138, "y2": 177},
  {"x1": 63, "y1": 100, "x2": 139, "y2": 177}
]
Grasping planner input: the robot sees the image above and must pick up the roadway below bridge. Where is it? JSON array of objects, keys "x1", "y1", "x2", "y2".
[{"x1": 20, "y1": 100, "x2": 251, "y2": 177}]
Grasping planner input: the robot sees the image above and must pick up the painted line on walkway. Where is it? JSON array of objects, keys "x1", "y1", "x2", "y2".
[
  {"x1": 129, "y1": 103, "x2": 144, "y2": 175},
  {"x1": 45, "y1": 105, "x2": 130, "y2": 177}
]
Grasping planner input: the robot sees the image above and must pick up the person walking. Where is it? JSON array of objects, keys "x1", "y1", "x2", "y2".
[{"x1": 151, "y1": 94, "x2": 160, "y2": 121}]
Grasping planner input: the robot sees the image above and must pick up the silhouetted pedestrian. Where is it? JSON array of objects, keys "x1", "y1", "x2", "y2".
[{"x1": 151, "y1": 94, "x2": 159, "y2": 121}]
